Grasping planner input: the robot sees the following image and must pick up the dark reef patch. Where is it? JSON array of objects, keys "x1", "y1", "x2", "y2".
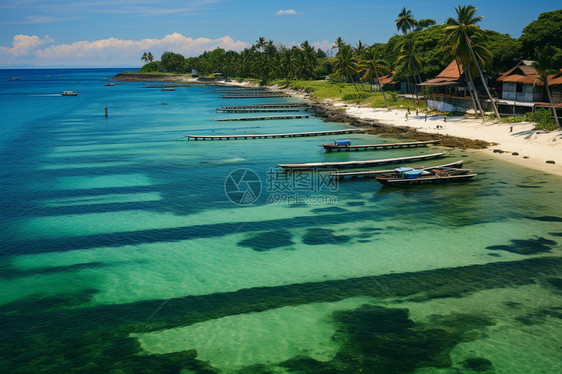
[
  {"x1": 358, "y1": 227, "x2": 383, "y2": 233},
  {"x1": 1, "y1": 257, "x2": 560, "y2": 373},
  {"x1": 460, "y1": 357, "x2": 494, "y2": 372},
  {"x1": 238, "y1": 230, "x2": 294, "y2": 251},
  {"x1": 486, "y1": 237, "x2": 557, "y2": 255},
  {"x1": 279, "y1": 306, "x2": 494, "y2": 374},
  {"x1": 302, "y1": 228, "x2": 351, "y2": 245},
  {"x1": 346, "y1": 201, "x2": 365, "y2": 207},
  {"x1": 526, "y1": 215, "x2": 562, "y2": 222},
  {"x1": 545, "y1": 277, "x2": 562, "y2": 291},
  {"x1": 311, "y1": 207, "x2": 348, "y2": 214},
  {"x1": 515, "y1": 307, "x2": 562, "y2": 325}
]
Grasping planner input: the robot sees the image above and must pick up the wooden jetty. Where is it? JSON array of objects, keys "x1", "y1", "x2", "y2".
[
  {"x1": 186, "y1": 129, "x2": 364, "y2": 141},
  {"x1": 215, "y1": 115, "x2": 311, "y2": 122},
  {"x1": 217, "y1": 108, "x2": 305, "y2": 113},
  {"x1": 277, "y1": 152, "x2": 447, "y2": 170},
  {"x1": 222, "y1": 93, "x2": 290, "y2": 99},
  {"x1": 322, "y1": 140, "x2": 440, "y2": 152},
  {"x1": 328, "y1": 161, "x2": 464, "y2": 180},
  {"x1": 217, "y1": 104, "x2": 305, "y2": 112}
]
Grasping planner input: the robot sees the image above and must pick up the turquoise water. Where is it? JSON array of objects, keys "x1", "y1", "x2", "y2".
[{"x1": 1, "y1": 69, "x2": 561, "y2": 373}]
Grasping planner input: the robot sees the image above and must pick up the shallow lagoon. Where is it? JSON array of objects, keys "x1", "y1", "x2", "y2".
[{"x1": 0, "y1": 69, "x2": 561, "y2": 373}]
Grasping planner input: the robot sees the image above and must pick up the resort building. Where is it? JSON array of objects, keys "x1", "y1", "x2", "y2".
[
  {"x1": 496, "y1": 60, "x2": 562, "y2": 104},
  {"x1": 418, "y1": 60, "x2": 488, "y2": 112}
]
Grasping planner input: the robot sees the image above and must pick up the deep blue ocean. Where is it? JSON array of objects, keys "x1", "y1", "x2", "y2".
[{"x1": 0, "y1": 68, "x2": 561, "y2": 373}]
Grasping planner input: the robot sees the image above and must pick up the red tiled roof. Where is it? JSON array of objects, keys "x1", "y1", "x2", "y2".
[
  {"x1": 419, "y1": 60, "x2": 464, "y2": 86},
  {"x1": 497, "y1": 60, "x2": 562, "y2": 86}
]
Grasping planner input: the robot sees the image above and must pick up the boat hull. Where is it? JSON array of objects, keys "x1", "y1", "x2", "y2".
[{"x1": 376, "y1": 173, "x2": 477, "y2": 186}]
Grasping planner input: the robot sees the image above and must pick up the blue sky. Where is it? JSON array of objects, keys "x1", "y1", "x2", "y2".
[{"x1": 0, "y1": 0, "x2": 560, "y2": 67}]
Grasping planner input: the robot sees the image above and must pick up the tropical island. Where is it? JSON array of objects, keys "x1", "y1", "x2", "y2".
[{"x1": 115, "y1": 6, "x2": 562, "y2": 173}]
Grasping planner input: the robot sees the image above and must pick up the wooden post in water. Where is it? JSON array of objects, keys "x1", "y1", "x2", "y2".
[{"x1": 105, "y1": 105, "x2": 108, "y2": 117}]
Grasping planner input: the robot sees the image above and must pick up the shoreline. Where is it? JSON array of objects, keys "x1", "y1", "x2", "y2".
[{"x1": 113, "y1": 73, "x2": 562, "y2": 176}]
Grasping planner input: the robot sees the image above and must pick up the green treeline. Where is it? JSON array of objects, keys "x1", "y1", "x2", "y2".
[{"x1": 139, "y1": 9, "x2": 561, "y2": 84}]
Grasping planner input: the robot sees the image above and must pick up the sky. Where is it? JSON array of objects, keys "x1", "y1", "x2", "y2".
[{"x1": 0, "y1": 0, "x2": 560, "y2": 67}]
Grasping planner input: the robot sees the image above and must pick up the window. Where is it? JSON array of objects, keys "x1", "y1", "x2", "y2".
[{"x1": 516, "y1": 82, "x2": 523, "y2": 93}]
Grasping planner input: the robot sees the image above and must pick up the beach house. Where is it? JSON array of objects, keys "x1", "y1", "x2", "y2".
[
  {"x1": 496, "y1": 60, "x2": 562, "y2": 104},
  {"x1": 418, "y1": 60, "x2": 488, "y2": 112}
]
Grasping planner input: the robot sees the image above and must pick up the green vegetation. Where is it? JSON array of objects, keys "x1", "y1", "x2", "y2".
[
  {"x1": 276, "y1": 80, "x2": 418, "y2": 109},
  {"x1": 135, "y1": 7, "x2": 561, "y2": 125},
  {"x1": 527, "y1": 108, "x2": 558, "y2": 130},
  {"x1": 520, "y1": 10, "x2": 562, "y2": 60},
  {"x1": 138, "y1": 8, "x2": 561, "y2": 89}
]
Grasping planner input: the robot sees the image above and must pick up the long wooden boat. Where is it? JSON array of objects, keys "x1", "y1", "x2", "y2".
[
  {"x1": 322, "y1": 140, "x2": 439, "y2": 152},
  {"x1": 329, "y1": 160, "x2": 464, "y2": 180},
  {"x1": 277, "y1": 152, "x2": 446, "y2": 170},
  {"x1": 376, "y1": 167, "x2": 477, "y2": 186}
]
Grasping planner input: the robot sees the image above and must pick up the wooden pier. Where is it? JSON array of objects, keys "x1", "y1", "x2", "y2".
[
  {"x1": 277, "y1": 152, "x2": 447, "y2": 170},
  {"x1": 221, "y1": 93, "x2": 290, "y2": 99},
  {"x1": 217, "y1": 108, "x2": 305, "y2": 113},
  {"x1": 186, "y1": 129, "x2": 364, "y2": 141},
  {"x1": 217, "y1": 104, "x2": 305, "y2": 112},
  {"x1": 328, "y1": 161, "x2": 464, "y2": 180},
  {"x1": 215, "y1": 115, "x2": 311, "y2": 122},
  {"x1": 322, "y1": 140, "x2": 440, "y2": 152}
]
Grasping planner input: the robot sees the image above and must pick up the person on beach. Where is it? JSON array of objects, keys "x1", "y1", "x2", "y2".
[
  {"x1": 416, "y1": 108, "x2": 419, "y2": 116},
  {"x1": 405, "y1": 112, "x2": 409, "y2": 121}
]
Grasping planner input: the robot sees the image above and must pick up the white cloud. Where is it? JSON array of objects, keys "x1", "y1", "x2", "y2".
[
  {"x1": 275, "y1": 9, "x2": 298, "y2": 16},
  {"x1": 0, "y1": 34, "x2": 54, "y2": 56},
  {"x1": 0, "y1": 33, "x2": 250, "y2": 66},
  {"x1": 312, "y1": 40, "x2": 335, "y2": 53}
]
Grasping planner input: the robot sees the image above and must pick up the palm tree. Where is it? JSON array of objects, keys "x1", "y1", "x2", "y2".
[
  {"x1": 360, "y1": 46, "x2": 391, "y2": 110},
  {"x1": 533, "y1": 46, "x2": 560, "y2": 128},
  {"x1": 332, "y1": 37, "x2": 346, "y2": 57},
  {"x1": 334, "y1": 45, "x2": 359, "y2": 91},
  {"x1": 445, "y1": 5, "x2": 500, "y2": 119},
  {"x1": 255, "y1": 37, "x2": 266, "y2": 52},
  {"x1": 141, "y1": 52, "x2": 148, "y2": 63},
  {"x1": 147, "y1": 52, "x2": 154, "y2": 62},
  {"x1": 397, "y1": 35, "x2": 422, "y2": 94},
  {"x1": 279, "y1": 46, "x2": 297, "y2": 82},
  {"x1": 395, "y1": 7, "x2": 417, "y2": 35}
]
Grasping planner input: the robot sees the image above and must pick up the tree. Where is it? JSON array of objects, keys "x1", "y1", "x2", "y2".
[
  {"x1": 141, "y1": 52, "x2": 148, "y2": 63},
  {"x1": 255, "y1": 36, "x2": 266, "y2": 52},
  {"x1": 445, "y1": 5, "x2": 500, "y2": 119},
  {"x1": 334, "y1": 44, "x2": 359, "y2": 91},
  {"x1": 332, "y1": 37, "x2": 346, "y2": 57},
  {"x1": 360, "y1": 46, "x2": 391, "y2": 110},
  {"x1": 520, "y1": 10, "x2": 562, "y2": 59},
  {"x1": 415, "y1": 19, "x2": 436, "y2": 31},
  {"x1": 395, "y1": 7, "x2": 417, "y2": 35},
  {"x1": 147, "y1": 52, "x2": 154, "y2": 63},
  {"x1": 532, "y1": 46, "x2": 560, "y2": 128},
  {"x1": 397, "y1": 35, "x2": 422, "y2": 94}
]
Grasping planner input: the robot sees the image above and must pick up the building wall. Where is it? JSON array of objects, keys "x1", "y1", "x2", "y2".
[
  {"x1": 550, "y1": 86, "x2": 562, "y2": 104},
  {"x1": 501, "y1": 82, "x2": 543, "y2": 102}
]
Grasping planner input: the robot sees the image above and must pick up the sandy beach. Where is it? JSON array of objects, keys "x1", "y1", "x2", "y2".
[{"x1": 337, "y1": 103, "x2": 562, "y2": 176}]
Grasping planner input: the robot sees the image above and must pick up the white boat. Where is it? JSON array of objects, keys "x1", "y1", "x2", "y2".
[{"x1": 62, "y1": 91, "x2": 78, "y2": 96}]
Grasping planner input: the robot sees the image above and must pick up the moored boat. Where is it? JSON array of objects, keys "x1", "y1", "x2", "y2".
[{"x1": 376, "y1": 166, "x2": 477, "y2": 186}]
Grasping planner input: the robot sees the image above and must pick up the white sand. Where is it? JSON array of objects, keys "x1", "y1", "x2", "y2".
[{"x1": 339, "y1": 103, "x2": 562, "y2": 176}]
